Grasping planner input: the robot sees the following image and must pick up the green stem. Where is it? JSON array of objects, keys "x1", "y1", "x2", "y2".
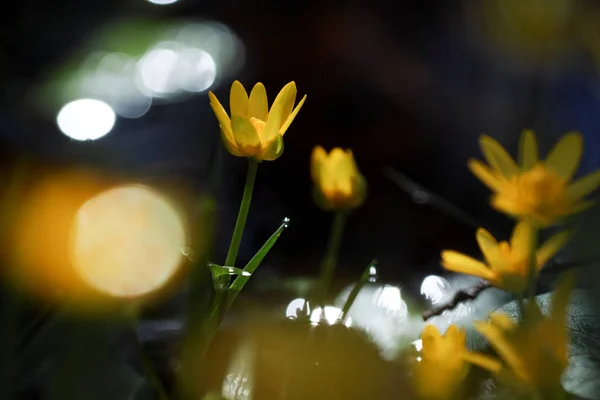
[
  {"x1": 225, "y1": 159, "x2": 259, "y2": 268},
  {"x1": 525, "y1": 225, "x2": 539, "y2": 300},
  {"x1": 316, "y1": 212, "x2": 347, "y2": 308},
  {"x1": 339, "y1": 259, "x2": 377, "y2": 321},
  {"x1": 215, "y1": 159, "x2": 258, "y2": 320}
]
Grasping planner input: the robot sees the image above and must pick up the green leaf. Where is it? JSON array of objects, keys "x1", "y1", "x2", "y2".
[
  {"x1": 208, "y1": 263, "x2": 250, "y2": 288},
  {"x1": 227, "y1": 218, "x2": 290, "y2": 308}
]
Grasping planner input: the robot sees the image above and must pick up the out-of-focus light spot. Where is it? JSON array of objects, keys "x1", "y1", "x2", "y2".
[
  {"x1": 57, "y1": 99, "x2": 116, "y2": 141},
  {"x1": 420, "y1": 275, "x2": 451, "y2": 304},
  {"x1": 310, "y1": 306, "x2": 351, "y2": 327},
  {"x1": 175, "y1": 22, "x2": 245, "y2": 82},
  {"x1": 94, "y1": 53, "x2": 152, "y2": 119},
  {"x1": 286, "y1": 298, "x2": 310, "y2": 319},
  {"x1": 373, "y1": 285, "x2": 407, "y2": 317},
  {"x1": 412, "y1": 339, "x2": 423, "y2": 352},
  {"x1": 335, "y1": 284, "x2": 408, "y2": 360},
  {"x1": 69, "y1": 185, "x2": 187, "y2": 298},
  {"x1": 178, "y1": 48, "x2": 217, "y2": 92},
  {"x1": 147, "y1": 0, "x2": 178, "y2": 4},
  {"x1": 139, "y1": 46, "x2": 181, "y2": 94},
  {"x1": 138, "y1": 42, "x2": 217, "y2": 96}
]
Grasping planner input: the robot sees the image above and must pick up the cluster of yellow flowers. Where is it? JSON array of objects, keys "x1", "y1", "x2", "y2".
[
  {"x1": 209, "y1": 80, "x2": 366, "y2": 211},
  {"x1": 209, "y1": 81, "x2": 600, "y2": 399},
  {"x1": 413, "y1": 130, "x2": 600, "y2": 400}
]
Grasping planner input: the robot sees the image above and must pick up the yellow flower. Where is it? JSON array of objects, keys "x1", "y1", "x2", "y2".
[
  {"x1": 208, "y1": 81, "x2": 306, "y2": 161},
  {"x1": 311, "y1": 146, "x2": 366, "y2": 211},
  {"x1": 441, "y1": 221, "x2": 569, "y2": 293},
  {"x1": 469, "y1": 130, "x2": 600, "y2": 226},
  {"x1": 464, "y1": 273, "x2": 575, "y2": 399},
  {"x1": 412, "y1": 325, "x2": 471, "y2": 400}
]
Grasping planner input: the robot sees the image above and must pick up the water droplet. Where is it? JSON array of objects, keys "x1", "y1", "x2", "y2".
[
  {"x1": 282, "y1": 217, "x2": 290, "y2": 228},
  {"x1": 181, "y1": 246, "x2": 195, "y2": 261},
  {"x1": 368, "y1": 264, "x2": 379, "y2": 283}
]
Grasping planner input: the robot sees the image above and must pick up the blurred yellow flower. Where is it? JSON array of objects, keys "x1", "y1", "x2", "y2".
[
  {"x1": 441, "y1": 221, "x2": 569, "y2": 293},
  {"x1": 208, "y1": 81, "x2": 306, "y2": 161},
  {"x1": 464, "y1": 273, "x2": 575, "y2": 399},
  {"x1": 469, "y1": 130, "x2": 600, "y2": 226},
  {"x1": 413, "y1": 325, "x2": 477, "y2": 400},
  {"x1": 311, "y1": 146, "x2": 366, "y2": 211}
]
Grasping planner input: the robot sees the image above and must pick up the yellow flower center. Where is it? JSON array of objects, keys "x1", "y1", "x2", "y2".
[{"x1": 495, "y1": 163, "x2": 569, "y2": 224}]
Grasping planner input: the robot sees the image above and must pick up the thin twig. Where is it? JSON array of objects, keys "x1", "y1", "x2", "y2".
[
  {"x1": 422, "y1": 256, "x2": 598, "y2": 321},
  {"x1": 384, "y1": 167, "x2": 481, "y2": 230},
  {"x1": 422, "y1": 280, "x2": 491, "y2": 320}
]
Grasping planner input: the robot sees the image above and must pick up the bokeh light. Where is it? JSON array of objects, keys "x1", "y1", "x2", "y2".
[
  {"x1": 420, "y1": 275, "x2": 452, "y2": 304},
  {"x1": 147, "y1": 0, "x2": 178, "y2": 4},
  {"x1": 69, "y1": 185, "x2": 187, "y2": 298},
  {"x1": 93, "y1": 52, "x2": 153, "y2": 118},
  {"x1": 138, "y1": 42, "x2": 217, "y2": 97},
  {"x1": 310, "y1": 306, "x2": 352, "y2": 327},
  {"x1": 286, "y1": 297, "x2": 310, "y2": 319},
  {"x1": 56, "y1": 99, "x2": 116, "y2": 140},
  {"x1": 335, "y1": 284, "x2": 408, "y2": 359}
]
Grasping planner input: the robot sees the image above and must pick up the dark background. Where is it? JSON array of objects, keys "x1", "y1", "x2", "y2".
[{"x1": 2, "y1": 0, "x2": 600, "y2": 288}]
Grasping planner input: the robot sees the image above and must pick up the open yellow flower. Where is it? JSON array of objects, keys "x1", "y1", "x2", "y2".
[
  {"x1": 412, "y1": 325, "x2": 474, "y2": 400},
  {"x1": 464, "y1": 273, "x2": 575, "y2": 399},
  {"x1": 469, "y1": 130, "x2": 600, "y2": 226},
  {"x1": 208, "y1": 81, "x2": 306, "y2": 161},
  {"x1": 441, "y1": 221, "x2": 570, "y2": 293},
  {"x1": 311, "y1": 146, "x2": 367, "y2": 211}
]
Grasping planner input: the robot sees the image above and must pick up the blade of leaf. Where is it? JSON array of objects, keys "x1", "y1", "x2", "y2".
[
  {"x1": 227, "y1": 218, "x2": 290, "y2": 309},
  {"x1": 339, "y1": 259, "x2": 377, "y2": 321}
]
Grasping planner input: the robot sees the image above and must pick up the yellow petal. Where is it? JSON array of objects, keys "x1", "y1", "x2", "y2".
[
  {"x1": 208, "y1": 91, "x2": 234, "y2": 139},
  {"x1": 462, "y1": 351, "x2": 503, "y2": 373},
  {"x1": 280, "y1": 94, "x2": 307, "y2": 135},
  {"x1": 445, "y1": 325, "x2": 467, "y2": 350},
  {"x1": 256, "y1": 135, "x2": 284, "y2": 161},
  {"x1": 519, "y1": 129, "x2": 538, "y2": 171},
  {"x1": 468, "y1": 159, "x2": 504, "y2": 192},
  {"x1": 311, "y1": 146, "x2": 327, "y2": 182},
  {"x1": 510, "y1": 221, "x2": 533, "y2": 260},
  {"x1": 567, "y1": 170, "x2": 600, "y2": 201},
  {"x1": 536, "y1": 230, "x2": 570, "y2": 268},
  {"x1": 489, "y1": 312, "x2": 517, "y2": 332},
  {"x1": 476, "y1": 228, "x2": 500, "y2": 265},
  {"x1": 474, "y1": 321, "x2": 529, "y2": 381},
  {"x1": 278, "y1": 82, "x2": 297, "y2": 125},
  {"x1": 219, "y1": 128, "x2": 244, "y2": 157},
  {"x1": 248, "y1": 82, "x2": 268, "y2": 121},
  {"x1": 230, "y1": 80, "x2": 249, "y2": 118},
  {"x1": 231, "y1": 116, "x2": 261, "y2": 155},
  {"x1": 479, "y1": 135, "x2": 520, "y2": 179},
  {"x1": 441, "y1": 250, "x2": 496, "y2": 281},
  {"x1": 421, "y1": 324, "x2": 442, "y2": 342},
  {"x1": 262, "y1": 82, "x2": 296, "y2": 142},
  {"x1": 544, "y1": 132, "x2": 583, "y2": 180}
]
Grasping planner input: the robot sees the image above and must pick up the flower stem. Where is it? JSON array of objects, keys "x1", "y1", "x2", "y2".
[
  {"x1": 317, "y1": 212, "x2": 347, "y2": 308},
  {"x1": 215, "y1": 159, "x2": 258, "y2": 320},
  {"x1": 225, "y1": 159, "x2": 259, "y2": 268},
  {"x1": 525, "y1": 225, "x2": 539, "y2": 300}
]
